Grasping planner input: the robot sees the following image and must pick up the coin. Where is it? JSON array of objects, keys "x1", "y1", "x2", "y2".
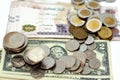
[
  {"x1": 40, "y1": 57, "x2": 55, "y2": 69},
  {"x1": 78, "y1": 8, "x2": 93, "y2": 19},
  {"x1": 73, "y1": 61, "x2": 84, "y2": 73},
  {"x1": 79, "y1": 43, "x2": 88, "y2": 52},
  {"x1": 98, "y1": 26, "x2": 113, "y2": 40},
  {"x1": 39, "y1": 44, "x2": 50, "y2": 57},
  {"x1": 73, "y1": 51, "x2": 86, "y2": 64},
  {"x1": 86, "y1": 1, "x2": 100, "y2": 10},
  {"x1": 85, "y1": 35, "x2": 94, "y2": 45},
  {"x1": 69, "y1": 25, "x2": 76, "y2": 34},
  {"x1": 69, "y1": 59, "x2": 81, "y2": 71},
  {"x1": 87, "y1": 42, "x2": 97, "y2": 50},
  {"x1": 88, "y1": 14, "x2": 102, "y2": 21},
  {"x1": 78, "y1": 39, "x2": 85, "y2": 44},
  {"x1": 105, "y1": 0, "x2": 116, "y2": 3},
  {"x1": 71, "y1": 0, "x2": 85, "y2": 5},
  {"x1": 60, "y1": 56, "x2": 76, "y2": 68},
  {"x1": 82, "y1": 63, "x2": 91, "y2": 74},
  {"x1": 72, "y1": 27, "x2": 88, "y2": 40},
  {"x1": 11, "y1": 55, "x2": 25, "y2": 67},
  {"x1": 30, "y1": 65, "x2": 45, "y2": 79},
  {"x1": 27, "y1": 47, "x2": 46, "y2": 64},
  {"x1": 85, "y1": 49, "x2": 96, "y2": 60},
  {"x1": 86, "y1": 19, "x2": 102, "y2": 33},
  {"x1": 65, "y1": 40, "x2": 80, "y2": 51},
  {"x1": 69, "y1": 14, "x2": 85, "y2": 27},
  {"x1": 53, "y1": 60, "x2": 66, "y2": 74},
  {"x1": 89, "y1": 58, "x2": 100, "y2": 69}
]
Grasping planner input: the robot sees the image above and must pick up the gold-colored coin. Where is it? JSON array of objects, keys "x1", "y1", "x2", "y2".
[
  {"x1": 86, "y1": 1, "x2": 100, "y2": 10},
  {"x1": 98, "y1": 26, "x2": 113, "y2": 40}
]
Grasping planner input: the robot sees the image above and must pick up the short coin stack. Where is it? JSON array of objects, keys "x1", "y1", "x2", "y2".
[
  {"x1": 3, "y1": 32, "x2": 28, "y2": 53},
  {"x1": 68, "y1": 0, "x2": 117, "y2": 40}
]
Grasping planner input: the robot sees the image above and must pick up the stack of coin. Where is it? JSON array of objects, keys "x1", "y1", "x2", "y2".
[{"x1": 3, "y1": 32, "x2": 28, "y2": 53}]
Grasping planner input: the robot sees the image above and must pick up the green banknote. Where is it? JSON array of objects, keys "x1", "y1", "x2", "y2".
[{"x1": 0, "y1": 39, "x2": 113, "y2": 80}]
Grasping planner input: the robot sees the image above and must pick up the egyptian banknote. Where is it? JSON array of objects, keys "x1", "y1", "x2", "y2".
[{"x1": 0, "y1": 39, "x2": 112, "y2": 80}]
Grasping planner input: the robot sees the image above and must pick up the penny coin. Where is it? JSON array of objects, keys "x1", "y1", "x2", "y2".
[
  {"x1": 79, "y1": 43, "x2": 88, "y2": 52},
  {"x1": 82, "y1": 63, "x2": 91, "y2": 74},
  {"x1": 30, "y1": 65, "x2": 45, "y2": 79},
  {"x1": 85, "y1": 50, "x2": 96, "y2": 60},
  {"x1": 86, "y1": 19, "x2": 102, "y2": 33},
  {"x1": 11, "y1": 55, "x2": 25, "y2": 67},
  {"x1": 65, "y1": 40, "x2": 80, "y2": 51},
  {"x1": 53, "y1": 60, "x2": 66, "y2": 74},
  {"x1": 87, "y1": 42, "x2": 97, "y2": 50},
  {"x1": 98, "y1": 26, "x2": 113, "y2": 40},
  {"x1": 40, "y1": 57, "x2": 55, "y2": 69},
  {"x1": 89, "y1": 58, "x2": 100, "y2": 69},
  {"x1": 60, "y1": 56, "x2": 76, "y2": 68},
  {"x1": 85, "y1": 35, "x2": 94, "y2": 45}
]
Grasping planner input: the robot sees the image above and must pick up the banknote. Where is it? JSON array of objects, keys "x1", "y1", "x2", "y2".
[
  {"x1": 100, "y1": 6, "x2": 120, "y2": 41},
  {"x1": 6, "y1": 1, "x2": 73, "y2": 38},
  {"x1": 0, "y1": 39, "x2": 113, "y2": 80}
]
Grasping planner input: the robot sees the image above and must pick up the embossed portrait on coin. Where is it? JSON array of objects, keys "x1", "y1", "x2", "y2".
[{"x1": 50, "y1": 46, "x2": 67, "y2": 59}]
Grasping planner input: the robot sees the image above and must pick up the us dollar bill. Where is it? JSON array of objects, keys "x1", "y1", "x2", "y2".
[{"x1": 0, "y1": 39, "x2": 113, "y2": 80}]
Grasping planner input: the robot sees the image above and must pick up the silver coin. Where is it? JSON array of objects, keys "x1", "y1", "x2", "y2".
[
  {"x1": 105, "y1": 0, "x2": 116, "y2": 3},
  {"x1": 40, "y1": 57, "x2": 55, "y2": 69},
  {"x1": 85, "y1": 50, "x2": 96, "y2": 60},
  {"x1": 73, "y1": 61, "x2": 84, "y2": 73},
  {"x1": 69, "y1": 59, "x2": 81, "y2": 71},
  {"x1": 53, "y1": 60, "x2": 66, "y2": 74},
  {"x1": 65, "y1": 40, "x2": 80, "y2": 51},
  {"x1": 82, "y1": 63, "x2": 91, "y2": 74},
  {"x1": 60, "y1": 56, "x2": 76, "y2": 68},
  {"x1": 11, "y1": 55, "x2": 25, "y2": 67},
  {"x1": 39, "y1": 44, "x2": 50, "y2": 57},
  {"x1": 76, "y1": 39, "x2": 85, "y2": 44},
  {"x1": 89, "y1": 58, "x2": 100, "y2": 69},
  {"x1": 79, "y1": 44, "x2": 88, "y2": 52},
  {"x1": 85, "y1": 35, "x2": 94, "y2": 45},
  {"x1": 73, "y1": 51, "x2": 87, "y2": 64},
  {"x1": 30, "y1": 65, "x2": 45, "y2": 79},
  {"x1": 87, "y1": 42, "x2": 96, "y2": 50}
]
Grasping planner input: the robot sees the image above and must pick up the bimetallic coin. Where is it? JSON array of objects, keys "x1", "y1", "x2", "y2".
[
  {"x1": 87, "y1": 42, "x2": 97, "y2": 50},
  {"x1": 53, "y1": 60, "x2": 66, "y2": 74},
  {"x1": 30, "y1": 65, "x2": 45, "y2": 79},
  {"x1": 85, "y1": 35, "x2": 94, "y2": 45},
  {"x1": 11, "y1": 55, "x2": 25, "y2": 67},
  {"x1": 85, "y1": 50, "x2": 96, "y2": 60},
  {"x1": 71, "y1": 0, "x2": 85, "y2": 5},
  {"x1": 79, "y1": 44, "x2": 88, "y2": 52},
  {"x1": 82, "y1": 63, "x2": 91, "y2": 74},
  {"x1": 86, "y1": 19, "x2": 102, "y2": 33},
  {"x1": 86, "y1": 1, "x2": 100, "y2": 10},
  {"x1": 40, "y1": 57, "x2": 55, "y2": 69},
  {"x1": 89, "y1": 58, "x2": 100, "y2": 69},
  {"x1": 65, "y1": 40, "x2": 80, "y2": 51},
  {"x1": 60, "y1": 56, "x2": 76, "y2": 68}
]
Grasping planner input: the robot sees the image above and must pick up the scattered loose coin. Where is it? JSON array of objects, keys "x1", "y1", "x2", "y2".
[
  {"x1": 86, "y1": 1, "x2": 100, "y2": 10},
  {"x1": 40, "y1": 57, "x2": 55, "y2": 69},
  {"x1": 82, "y1": 63, "x2": 91, "y2": 74},
  {"x1": 98, "y1": 26, "x2": 113, "y2": 40},
  {"x1": 87, "y1": 42, "x2": 97, "y2": 50},
  {"x1": 85, "y1": 50, "x2": 96, "y2": 60},
  {"x1": 53, "y1": 60, "x2": 66, "y2": 74},
  {"x1": 85, "y1": 35, "x2": 94, "y2": 45},
  {"x1": 65, "y1": 40, "x2": 80, "y2": 51},
  {"x1": 11, "y1": 55, "x2": 25, "y2": 67},
  {"x1": 71, "y1": 0, "x2": 85, "y2": 5},
  {"x1": 30, "y1": 65, "x2": 45, "y2": 79},
  {"x1": 69, "y1": 59, "x2": 81, "y2": 71},
  {"x1": 89, "y1": 58, "x2": 100, "y2": 69},
  {"x1": 79, "y1": 43, "x2": 88, "y2": 52},
  {"x1": 86, "y1": 19, "x2": 102, "y2": 33},
  {"x1": 60, "y1": 56, "x2": 76, "y2": 68}
]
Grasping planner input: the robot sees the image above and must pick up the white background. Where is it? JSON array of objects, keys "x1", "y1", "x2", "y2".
[{"x1": 0, "y1": 0, "x2": 120, "y2": 80}]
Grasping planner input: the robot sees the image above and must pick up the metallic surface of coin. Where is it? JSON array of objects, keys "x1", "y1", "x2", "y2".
[
  {"x1": 71, "y1": 0, "x2": 85, "y2": 5},
  {"x1": 65, "y1": 40, "x2": 80, "y2": 51},
  {"x1": 105, "y1": 0, "x2": 116, "y2": 3},
  {"x1": 87, "y1": 42, "x2": 97, "y2": 50},
  {"x1": 40, "y1": 57, "x2": 55, "y2": 69},
  {"x1": 89, "y1": 58, "x2": 100, "y2": 69},
  {"x1": 79, "y1": 44, "x2": 88, "y2": 52},
  {"x1": 82, "y1": 63, "x2": 91, "y2": 74},
  {"x1": 85, "y1": 35, "x2": 94, "y2": 45},
  {"x1": 86, "y1": 1, "x2": 100, "y2": 10},
  {"x1": 53, "y1": 60, "x2": 66, "y2": 74},
  {"x1": 11, "y1": 55, "x2": 25, "y2": 67},
  {"x1": 30, "y1": 65, "x2": 45, "y2": 79},
  {"x1": 85, "y1": 50, "x2": 96, "y2": 60},
  {"x1": 73, "y1": 62, "x2": 84, "y2": 73},
  {"x1": 40, "y1": 44, "x2": 50, "y2": 57}
]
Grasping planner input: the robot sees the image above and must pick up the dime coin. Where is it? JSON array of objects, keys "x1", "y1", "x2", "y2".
[
  {"x1": 79, "y1": 43, "x2": 88, "y2": 52},
  {"x1": 85, "y1": 35, "x2": 94, "y2": 45},
  {"x1": 82, "y1": 63, "x2": 91, "y2": 74},
  {"x1": 65, "y1": 40, "x2": 80, "y2": 51},
  {"x1": 40, "y1": 57, "x2": 55, "y2": 69},
  {"x1": 11, "y1": 55, "x2": 25, "y2": 67},
  {"x1": 89, "y1": 58, "x2": 100, "y2": 69}
]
